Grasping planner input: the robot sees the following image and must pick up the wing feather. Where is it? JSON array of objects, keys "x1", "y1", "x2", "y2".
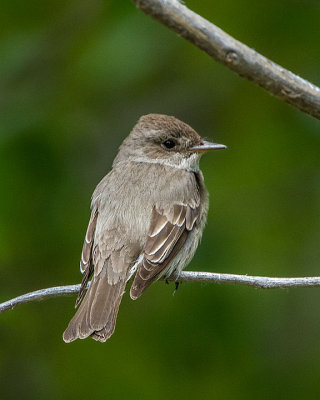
[
  {"x1": 148, "y1": 213, "x2": 168, "y2": 237},
  {"x1": 80, "y1": 209, "x2": 98, "y2": 274},
  {"x1": 76, "y1": 208, "x2": 98, "y2": 307},
  {"x1": 130, "y1": 203, "x2": 200, "y2": 299}
]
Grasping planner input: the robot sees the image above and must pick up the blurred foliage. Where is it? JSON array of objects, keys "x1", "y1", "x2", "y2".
[{"x1": 1, "y1": 0, "x2": 320, "y2": 399}]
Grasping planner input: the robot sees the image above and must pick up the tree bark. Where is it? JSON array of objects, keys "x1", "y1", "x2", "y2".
[{"x1": 132, "y1": 0, "x2": 320, "y2": 119}]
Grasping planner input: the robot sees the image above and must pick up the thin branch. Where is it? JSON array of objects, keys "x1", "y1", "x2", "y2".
[
  {"x1": 0, "y1": 284, "x2": 82, "y2": 315},
  {"x1": 2, "y1": 271, "x2": 320, "y2": 314},
  {"x1": 132, "y1": 0, "x2": 320, "y2": 120}
]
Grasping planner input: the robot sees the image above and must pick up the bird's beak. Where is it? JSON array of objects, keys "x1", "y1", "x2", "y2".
[{"x1": 190, "y1": 141, "x2": 227, "y2": 153}]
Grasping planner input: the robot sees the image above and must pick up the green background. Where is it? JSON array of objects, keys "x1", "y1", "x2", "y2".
[{"x1": 1, "y1": 1, "x2": 320, "y2": 398}]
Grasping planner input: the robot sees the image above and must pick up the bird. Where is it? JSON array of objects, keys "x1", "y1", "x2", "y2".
[{"x1": 63, "y1": 114, "x2": 226, "y2": 343}]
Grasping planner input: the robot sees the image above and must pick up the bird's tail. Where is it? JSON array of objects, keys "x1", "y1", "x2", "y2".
[{"x1": 63, "y1": 271, "x2": 126, "y2": 343}]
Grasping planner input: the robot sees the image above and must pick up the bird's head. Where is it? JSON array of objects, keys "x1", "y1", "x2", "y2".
[{"x1": 114, "y1": 114, "x2": 226, "y2": 171}]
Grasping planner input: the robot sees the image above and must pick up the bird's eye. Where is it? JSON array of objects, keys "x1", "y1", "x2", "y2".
[{"x1": 163, "y1": 139, "x2": 176, "y2": 149}]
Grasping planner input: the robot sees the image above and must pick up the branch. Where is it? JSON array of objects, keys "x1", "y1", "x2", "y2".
[
  {"x1": 132, "y1": 0, "x2": 320, "y2": 120},
  {"x1": 2, "y1": 271, "x2": 320, "y2": 314}
]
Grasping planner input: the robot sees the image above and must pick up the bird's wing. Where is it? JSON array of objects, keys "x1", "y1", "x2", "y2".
[
  {"x1": 76, "y1": 208, "x2": 98, "y2": 307},
  {"x1": 130, "y1": 203, "x2": 200, "y2": 299},
  {"x1": 80, "y1": 208, "x2": 98, "y2": 274}
]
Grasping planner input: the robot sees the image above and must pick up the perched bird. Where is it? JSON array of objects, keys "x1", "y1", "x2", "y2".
[{"x1": 63, "y1": 114, "x2": 226, "y2": 343}]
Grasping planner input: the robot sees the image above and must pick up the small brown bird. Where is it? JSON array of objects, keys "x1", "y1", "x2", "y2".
[{"x1": 63, "y1": 114, "x2": 226, "y2": 342}]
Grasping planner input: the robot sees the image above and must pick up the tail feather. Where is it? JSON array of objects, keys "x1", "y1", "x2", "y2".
[{"x1": 63, "y1": 272, "x2": 126, "y2": 343}]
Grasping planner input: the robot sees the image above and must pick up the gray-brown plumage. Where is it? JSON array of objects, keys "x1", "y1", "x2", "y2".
[{"x1": 63, "y1": 114, "x2": 226, "y2": 343}]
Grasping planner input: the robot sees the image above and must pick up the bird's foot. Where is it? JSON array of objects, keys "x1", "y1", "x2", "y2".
[
  {"x1": 164, "y1": 272, "x2": 181, "y2": 294},
  {"x1": 173, "y1": 281, "x2": 181, "y2": 296}
]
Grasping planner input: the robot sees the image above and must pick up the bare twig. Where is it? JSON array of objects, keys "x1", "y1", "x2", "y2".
[
  {"x1": 1, "y1": 271, "x2": 320, "y2": 314},
  {"x1": 132, "y1": 0, "x2": 320, "y2": 120},
  {"x1": 0, "y1": 284, "x2": 82, "y2": 314}
]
